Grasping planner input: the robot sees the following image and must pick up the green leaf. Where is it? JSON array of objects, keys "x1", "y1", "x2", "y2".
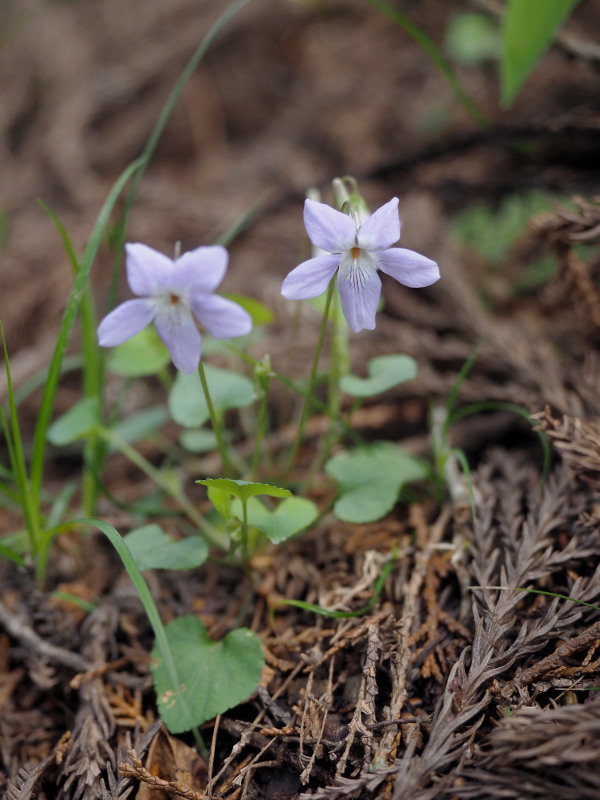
[
  {"x1": 445, "y1": 13, "x2": 499, "y2": 66},
  {"x1": 222, "y1": 294, "x2": 274, "y2": 326},
  {"x1": 0, "y1": 540, "x2": 25, "y2": 566},
  {"x1": 231, "y1": 496, "x2": 318, "y2": 544},
  {"x1": 169, "y1": 366, "x2": 253, "y2": 428},
  {"x1": 179, "y1": 428, "x2": 219, "y2": 453},
  {"x1": 124, "y1": 524, "x2": 208, "y2": 571},
  {"x1": 326, "y1": 442, "x2": 428, "y2": 524},
  {"x1": 112, "y1": 406, "x2": 170, "y2": 444},
  {"x1": 29, "y1": 156, "x2": 146, "y2": 513},
  {"x1": 340, "y1": 355, "x2": 417, "y2": 398},
  {"x1": 500, "y1": 0, "x2": 580, "y2": 107},
  {"x1": 197, "y1": 478, "x2": 291, "y2": 504},
  {"x1": 47, "y1": 397, "x2": 99, "y2": 445},
  {"x1": 207, "y1": 485, "x2": 232, "y2": 520},
  {"x1": 108, "y1": 327, "x2": 170, "y2": 377},
  {"x1": 150, "y1": 615, "x2": 264, "y2": 733}
]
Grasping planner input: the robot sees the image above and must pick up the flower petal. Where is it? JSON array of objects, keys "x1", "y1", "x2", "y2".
[
  {"x1": 125, "y1": 243, "x2": 173, "y2": 296},
  {"x1": 281, "y1": 254, "x2": 340, "y2": 300},
  {"x1": 154, "y1": 304, "x2": 202, "y2": 373},
  {"x1": 97, "y1": 299, "x2": 156, "y2": 346},
  {"x1": 375, "y1": 248, "x2": 440, "y2": 288},
  {"x1": 357, "y1": 198, "x2": 401, "y2": 251},
  {"x1": 304, "y1": 199, "x2": 357, "y2": 253},
  {"x1": 192, "y1": 294, "x2": 252, "y2": 339},
  {"x1": 172, "y1": 245, "x2": 228, "y2": 295},
  {"x1": 338, "y1": 267, "x2": 382, "y2": 333}
]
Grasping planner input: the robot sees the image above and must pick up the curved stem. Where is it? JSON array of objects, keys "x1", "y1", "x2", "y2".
[{"x1": 97, "y1": 426, "x2": 224, "y2": 550}]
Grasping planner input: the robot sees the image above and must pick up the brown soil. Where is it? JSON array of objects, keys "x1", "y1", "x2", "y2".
[{"x1": 2, "y1": 1, "x2": 600, "y2": 798}]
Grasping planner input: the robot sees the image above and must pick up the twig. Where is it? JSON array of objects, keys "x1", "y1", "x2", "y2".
[{"x1": 0, "y1": 597, "x2": 90, "y2": 672}]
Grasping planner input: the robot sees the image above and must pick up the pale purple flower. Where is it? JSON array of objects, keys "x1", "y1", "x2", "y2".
[
  {"x1": 281, "y1": 197, "x2": 440, "y2": 332},
  {"x1": 98, "y1": 243, "x2": 252, "y2": 373}
]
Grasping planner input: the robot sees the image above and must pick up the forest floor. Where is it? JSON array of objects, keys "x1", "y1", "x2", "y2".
[{"x1": 1, "y1": 1, "x2": 600, "y2": 798}]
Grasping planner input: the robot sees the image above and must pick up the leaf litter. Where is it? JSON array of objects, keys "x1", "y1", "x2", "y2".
[{"x1": 2, "y1": 1, "x2": 600, "y2": 798}]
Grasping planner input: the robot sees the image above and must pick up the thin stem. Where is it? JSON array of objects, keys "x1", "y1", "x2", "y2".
[
  {"x1": 250, "y1": 386, "x2": 270, "y2": 481},
  {"x1": 285, "y1": 275, "x2": 337, "y2": 479},
  {"x1": 197, "y1": 362, "x2": 233, "y2": 477},
  {"x1": 241, "y1": 499, "x2": 249, "y2": 566},
  {"x1": 97, "y1": 426, "x2": 224, "y2": 550}
]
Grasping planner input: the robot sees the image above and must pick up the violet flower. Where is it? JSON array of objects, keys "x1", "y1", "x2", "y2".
[
  {"x1": 281, "y1": 197, "x2": 440, "y2": 332},
  {"x1": 98, "y1": 243, "x2": 252, "y2": 373}
]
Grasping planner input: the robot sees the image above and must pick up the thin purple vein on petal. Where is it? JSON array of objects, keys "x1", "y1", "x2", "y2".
[
  {"x1": 154, "y1": 305, "x2": 202, "y2": 373},
  {"x1": 337, "y1": 269, "x2": 381, "y2": 333}
]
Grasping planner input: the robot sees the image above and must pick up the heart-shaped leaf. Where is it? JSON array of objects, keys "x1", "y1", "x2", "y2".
[
  {"x1": 169, "y1": 366, "x2": 254, "y2": 428},
  {"x1": 124, "y1": 525, "x2": 208, "y2": 570},
  {"x1": 108, "y1": 327, "x2": 171, "y2": 377},
  {"x1": 231, "y1": 496, "x2": 318, "y2": 544},
  {"x1": 197, "y1": 478, "x2": 291, "y2": 504},
  {"x1": 222, "y1": 294, "x2": 274, "y2": 326},
  {"x1": 150, "y1": 615, "x2": 264, "y2": 733},
  {"x1": 179, "y1": 428, "x2": 218, "y2": 453},
  {"x1": 340, "y1": 355, "x2": 417, "y2": 398},
  {"x1": 47, "y1": 397, "x2": 98, "y2": 445},
  {"x1": 326, "y1": 442, "x2": 428, "y2": 523}
]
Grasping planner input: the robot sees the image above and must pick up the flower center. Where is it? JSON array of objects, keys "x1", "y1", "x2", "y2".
[
  {"x1": 350, "y1": 246, "x2": 361, "y2": 260},
  {"x1": 169, "y1": 293, "x2": 181, "y2": 305}
]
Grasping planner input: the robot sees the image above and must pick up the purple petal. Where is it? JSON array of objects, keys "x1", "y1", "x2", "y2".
[
  {"x1": 281, "y1": 254, "x2": 340, "y2": 299},
  {"x1": 304, "y1": 200, "x2": 357, "y2": 253},
  {"x1": 97, "y1": 299, "x2": 156, "y2": 346},
  {"x1": 375, "y1": 248, "x2": 440, "y2": 288},
  {"x1": 172, "y1": 245, "x2": 228, "y2": 295},
  {"x1": 125, "y1": 243, "x2": 173, "y2": 296},
  {"x1": 357, "y1": 198, "x2": 401, "y2": 251},
  {"x1": 154, "y1": 305, "x2": 202, "y2": 373},
  {"x1": 192, "y1": 294, "x2": 252, "y2": 339},
  {"x1": 338, "y1": 268, "x2": 382, "y2": 333}
]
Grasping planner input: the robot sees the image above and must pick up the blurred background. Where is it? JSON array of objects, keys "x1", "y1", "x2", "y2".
[{"x1": 1, "y1": 0, "x2": 599, "y2": 406}]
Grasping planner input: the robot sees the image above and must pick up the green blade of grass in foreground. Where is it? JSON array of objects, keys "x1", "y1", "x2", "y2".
[
  {"x1": 108, "y1": 0, "x2": 253, "y2": 311},
  {"x1": 28, "y1": 156, "x2": 146, "y2": 518},
  {"x1": 0, "y1": 324, "x2": 41, "y2": 550},
  {"x1": 275, "y1": 558, "x2": 397, "y2": 619},
  {"x1": 73, "y1": 517, "x2": 207, "y2": 754},
  {"x1": 38, "y1": 201, "x2": 103, "y2": 514}
]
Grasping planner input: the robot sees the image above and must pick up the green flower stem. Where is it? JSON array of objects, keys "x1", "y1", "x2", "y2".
[
  {"x1": 220, "y1": 339, "x2": 363, "y2": 449},
  {"x1": 97, "y1": 426, "x2": 224, "y2": 550},
  {"x1": 197, "y1": 362, "x2": 233, "y2": 478},
  {"x1": 250, "y1": 381, "x2": 271, "y2": 482},
  {"x1": 241, "y1": 498, "x2": 249, "y2": 566},
  {"x1": 285, "y1": 275, "x2": 337, "y2": 479}
]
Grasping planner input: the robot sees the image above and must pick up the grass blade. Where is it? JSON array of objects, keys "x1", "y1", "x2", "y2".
[
  {"x1": 363, "y1": 0, "x2": 491, "y2": 128},
  {"x1": 29, "y1": 156, "x2": 146, "y2": 511},
  {"x1": 73, "y1": 517, "x2": 205, "y2": 751}
]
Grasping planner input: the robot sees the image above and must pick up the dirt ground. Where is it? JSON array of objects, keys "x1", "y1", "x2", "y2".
[{"x1": 2, "y1": 0, "x2": 600, "y2": 798}]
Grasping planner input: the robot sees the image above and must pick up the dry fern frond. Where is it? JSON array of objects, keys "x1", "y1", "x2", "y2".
[
  {"x1": 533, "y1": 408, "x2": 600, "y2": 490},
  {"x1": 455, "y1": 698, "x2": 600, "y2": 799}
]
